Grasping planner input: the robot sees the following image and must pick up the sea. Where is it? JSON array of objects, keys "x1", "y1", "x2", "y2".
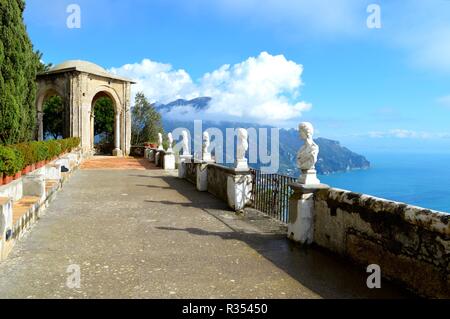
[{"x1": 319, "y1": 152, "x2": 450, "y2": 214}]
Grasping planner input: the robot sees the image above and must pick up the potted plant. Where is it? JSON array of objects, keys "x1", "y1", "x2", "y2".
[
  {"x1": 32, "y1": 141, "x2": 48, "y2": 168},
  {"x1": 12, "y1": 143, "x2": 36, "y2": 175},
  {"x1": 12, "y1": 148, "x2": 24, "y2": 180},
  {"x1": 0, "y1": 146, "x2": 19, "y2": 185},
  {"x1": 147, "y1": 141, "x2": 158, "y2": 149}
]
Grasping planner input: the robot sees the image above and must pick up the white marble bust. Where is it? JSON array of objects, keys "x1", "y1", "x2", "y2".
[
  {"x1": 202, "y1": 131, "x2": 211, "y2": 161},
  {"x1": 182, "y1": 130, "x2": 190, "y2": 156},
  {"x1": 297, "y1": 122, "x2": 320, "y2": 184},
  {"x1": 158, "y1": 133, "x2": 164, "y2": 150},
  {"x1": 236, "y1": 128, "x2": 249, "y2": 161},
  {"x1": 167, "y1": 133, "x2": 174, "y2": 152}
]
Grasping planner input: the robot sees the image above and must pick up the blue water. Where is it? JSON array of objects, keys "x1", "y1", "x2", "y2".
[{"x1": 319, "y1": 152, "x2": 450, "y2": 213}]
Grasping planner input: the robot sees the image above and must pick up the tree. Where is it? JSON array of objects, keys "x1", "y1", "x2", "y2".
[
  {"x1": 0, "y1": 0, "x2": 41, "y2": 145},
  {"x1": 94, "y1": 97, "x2": 115, "y2": 144},
  {"x1": 131, "y1": 92, "x2": 164, "y2": 146},
  {"x1": 43, "y1": 95, "x2": 64, "y2": 139}
]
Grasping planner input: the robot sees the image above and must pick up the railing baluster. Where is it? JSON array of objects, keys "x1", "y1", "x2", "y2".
[{"x1": 249, "y1": 168, "x2": 294, "y2": 224}]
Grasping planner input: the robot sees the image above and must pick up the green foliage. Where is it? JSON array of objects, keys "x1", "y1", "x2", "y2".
[
  {"x1": 0, "y1": 146, "x2": 23, "y2": 176},
  {"x1": 93, "y1": 97, "x2": 115, "y2": 149},
  {"x1": 12, "y1": 142, "x2": 36, "y2": 167},
  {"x1": 46, "y1": 140, "x2": 62, "y2": 159},
  {"x1": 43, "y1": 95, "x2": 64, "y2": 139},
  {"x1": 131, "y1": 92, "x2": 164, "y2": 146},
  {"x1": 66, "y1": 137, "x2": 80, "y2": 151},
  {"x1": 0, "y1": 138, "x2": 81, "y2": 176},
  {"x1": 0, "y1": 0, "x2": 41, "y2": 145}
]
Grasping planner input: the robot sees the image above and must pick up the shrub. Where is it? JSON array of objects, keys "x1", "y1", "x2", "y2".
[
  {"x1": 67, "y1": 137, "x2": 81, "y2": 151},
  {"x1": 0, "y1": 146, "x2": 22, "y2": 176},
  {"x1": 57, "y1": 139, "x2": 69, "y2": 153},
  {"x1": 30, "y1": 141, "x2": 48, "y2": 162},
  {"x1": 12, "y1": 143, "x2": 37, "y2": 167},
  {"x1": 47, "y1": 140, "x2": 62, "y2": 159}
]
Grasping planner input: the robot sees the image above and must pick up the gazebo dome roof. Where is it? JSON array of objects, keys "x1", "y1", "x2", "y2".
[
  {"x1": 39, "y1": 60, "x2": 135, "y2": 83},
  {"x1": 51, "y1": 60, "x2": 108, "y2": 74}
]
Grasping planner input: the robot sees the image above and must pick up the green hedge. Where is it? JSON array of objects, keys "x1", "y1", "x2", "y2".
[{"x1": 0, "y1": 137, "x2": 80, "y2": 177}]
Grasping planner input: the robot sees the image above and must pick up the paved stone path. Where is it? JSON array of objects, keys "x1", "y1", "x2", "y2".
[{"x1": 0, "y1": 160, "x2": 412, "y2": 298}]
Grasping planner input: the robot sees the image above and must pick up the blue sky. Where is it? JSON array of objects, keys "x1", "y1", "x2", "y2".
[{"x1": 24, "y1": 0, "x2": 450, "y2": 153}]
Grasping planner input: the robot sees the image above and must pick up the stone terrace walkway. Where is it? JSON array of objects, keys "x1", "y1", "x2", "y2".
[{"x1": 0, "y1": 158, "x2": 412, "y2": 298}]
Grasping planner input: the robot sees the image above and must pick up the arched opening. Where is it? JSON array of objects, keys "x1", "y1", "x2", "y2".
[
  {"x1": 42, "y1": 90, "x2": 65, "y2": 140},
  {"x1": 92, "y1": 92, "x2": 116, "y2": 155}
]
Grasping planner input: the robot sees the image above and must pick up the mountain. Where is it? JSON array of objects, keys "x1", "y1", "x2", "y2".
[
  {"x1": 161, "y1": 117, "x2": 370, "y2": 176},
  {"x1": 156, "y1": 97, "x2": 211, "y2": 113},
  {"x1": 277, "y1": 129, "x2": 370, "y2": 176}
]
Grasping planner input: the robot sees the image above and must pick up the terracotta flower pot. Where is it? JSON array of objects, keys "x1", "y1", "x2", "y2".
[
  {"x1": 3, "y1": 175, "x2": 13, "y2": 185},
  {"x1": 0, "y1": 173, "x2": 3, "y2": 186},
  {"x1": 13, "y1": 171, "x2": 22, "y2": 180},
  {"x1": 31, "y1": 164, "x2": 35, "y2": 172}
]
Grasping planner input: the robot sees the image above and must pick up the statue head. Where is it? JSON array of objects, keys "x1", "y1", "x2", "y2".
[
  {"x1": 168, "y1": 132, "x2": 173, "y2": 144},
  {"x1": 237, "y1": 128, "x2": 249, "y2": 150},
  {"x1": 299, "y1": 122, "x2": 314, "y2": 141}
]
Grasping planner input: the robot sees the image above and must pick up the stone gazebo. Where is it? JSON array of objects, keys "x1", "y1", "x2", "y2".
[{"x1": 36, "y1": 60, "x2": 135, "y2": 156}]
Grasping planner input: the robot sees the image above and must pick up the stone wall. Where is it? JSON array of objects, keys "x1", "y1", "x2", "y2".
[
  {"x1": 207, "y1": 164, "x2": 234, "y2": 203},
  {"x1": 185, "y1": 162, "x2": 198, "y2": 185},
  {"x1": 313, "y1": 188, "x2": 449, "y2": 298}
]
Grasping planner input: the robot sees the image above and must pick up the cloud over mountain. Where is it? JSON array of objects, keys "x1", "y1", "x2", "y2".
[{"x1": 109, "y1": 52, "x2": 311, "y2": 125}]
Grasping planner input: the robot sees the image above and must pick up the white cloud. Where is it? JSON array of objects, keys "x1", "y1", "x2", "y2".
[
  {"x1": 109, "y1": 59, "x2": 199, "y2": 104},
  {"x1": 110, "y1": 52, "x2": 311, "y2": 124}
]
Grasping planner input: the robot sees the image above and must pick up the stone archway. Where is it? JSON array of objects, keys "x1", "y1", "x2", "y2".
[{"x1": 36, "y1": 60, "x2": 135, "y2": 156}]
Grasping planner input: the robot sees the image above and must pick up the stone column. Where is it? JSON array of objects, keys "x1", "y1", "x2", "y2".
[
  {"x1": 288, "y1": 122, "x2": 326, "y2": 245},
  {"x1": 90, "y1": 112, "x2": 95, "y2": 151},
  {"x1": 37, "y1": 111, "x2": 44, "y2": 141},
  {"x1": 113, "y1": 111, "x2": 123, "y2": 157},
  {"x1": 178, "y1": 155, "x2": 193, "y2": 179},
  {"x1": 227, "y1": 169, "x2": 252, "y2": 212},
  {"x1": 163, "y1": 133, "x2": 176, "y2": 170},
  {"x1": 288, "y1": 183, "x2": 329, "y2": 244},
  {"x1": 0, "y1": 197, "x2": 13, "y2": 261}
]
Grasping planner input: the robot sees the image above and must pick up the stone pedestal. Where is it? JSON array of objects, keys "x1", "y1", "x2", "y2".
[
  {"x1": 235, "y1": 159, "x2": 249, "y2": 171},
  {"x1": 299, "y1": 169, "x2": 321, "y2": 185},
  {"x1": 23, "y1": 174, "x2": 46, "y2": 204},
  {"x1": 202, "y1": 152, "x2": 212, "y2": 162},
  {"x1": 196, "y1": 161, "x2": 214, "y2": 192},
  {"x1": 227, "y1": 169, "x2": 252, "y2": 212},
  {"x1": 46, "y1": 163, "x2": 62, "y2": 181},
  {"x1": 0, "y1": 197, "x2": 13, "y2": 260},
  {"x1": 178, "y1": 155, "x2": 193, "y2": 179},
  {"x1": 144, "y1": 148, "x2": 152, "y2": 160},
  {"x1": 155, "y1": 151, "x2": 162, "y2": 167},
  {"x1": 113, "y1": 148, "x2": 123, "y2": 157},
  {"x1": 288, "y1": 182, "x2": 329, "y2": 245},
  {"x1": 55, "y1": 157, "x2": 71, "y2": 172},
  {"x1": 163, "y1": 153, "x2": 176, "y2": 170},
  {"x1": 149, "y1": 149, "x2": 156, "y2": 162}
]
